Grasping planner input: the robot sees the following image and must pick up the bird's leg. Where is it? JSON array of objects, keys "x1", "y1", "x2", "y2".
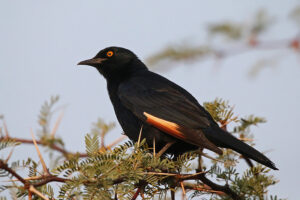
[
  {"x1": 197, "y1": 148, "x2": 204, "y2": 171},
  {"x1": 242, "y1": 156, "x2": 254, "y2": 168},
  {"x1": 156, "y1": 141, "x2": 175, "y2": 158},
  {"x1": 170, "y1": 189, "x2": 175, "y2": 200},
  {"x1": 153, "y1": 137, "x2": 156, "y2": 157}
]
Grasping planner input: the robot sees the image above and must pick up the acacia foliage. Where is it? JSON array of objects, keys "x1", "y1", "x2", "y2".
[{"x1": 0, "y1": 96, "x2": 282, "y2": 200}]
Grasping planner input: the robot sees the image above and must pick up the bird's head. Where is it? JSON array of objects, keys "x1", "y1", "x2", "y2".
[{"x1": 78, "y1": 47, "x2": 147, "y2": 80}]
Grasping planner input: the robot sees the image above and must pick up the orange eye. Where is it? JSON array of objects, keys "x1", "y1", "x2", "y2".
[{"x1": 106, "y1": 51, "x2": 114, "y2": 57}]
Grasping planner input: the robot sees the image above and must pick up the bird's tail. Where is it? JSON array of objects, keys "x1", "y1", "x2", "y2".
[{"x1": 205, "y1": 127, "x2": 278, "y2": 170}]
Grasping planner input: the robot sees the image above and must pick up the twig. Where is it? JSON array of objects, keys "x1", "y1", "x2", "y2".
[
  {"x1": 28, "y1": 189, "x2": 32, "y2": 200},
  {"x1": 32, "y1": 176, "x2": 67, "y2": 187},
  {"x1": 242, "y1": 156, "x2": 254, "y2": 169},
  {"x1": 1, "y1": 134, "x2": 127, "y2": 159},
  {"x1": 131, "y1": 187, "x2": 141, "y2": 200},
  {"x1": 177, "y1": 171, "x2": 207, "y2": 181},
  {"x1": 196, "y1": 150, "x2": 224, "y2": 163},
  {"x1": 107, "y1": 135, "x2": 127, "y2": 150},
  {"x1": 137, "y1": 125, "x2": 143, "y2": 147},
  {"x1": 183, "y1": 183, "x2": 225, "y2": 196},
  {"x1": 0, "y1": 136, "x2": 87, "y2": 158},
  {"x1": 196, "y1": 173, "x2": 241, "y2": 200},
  {"x1": 239, "y1": 137, "x2": 254, "y2": 142},
  {"x1": 9, "y1": 176, "x2": 46, "y2": 182},
  {"x1": 0, "y1": 160, "x2": 27, "y2": 185},
  {"x1": 156, "y1": 141, "x2": 175, "y2": 157},
  {"x1": 220, "y1": 116, "x2": 238, "y2": 129},
  {"x1": 100, "y1": 130, "x2": 105, "y2": 149},
  {"x1": 215, "y1": 37, "x2": 299, "y2": 59},
  {"x1": 196, "y1": 149, "x2": 241, "y2": 199},
  {"x1": 142, "y1": 171, "x2": 206, "y2": 178},
  {"x1": 142, "y1": 172, "x2": 177, "y2": 176}
]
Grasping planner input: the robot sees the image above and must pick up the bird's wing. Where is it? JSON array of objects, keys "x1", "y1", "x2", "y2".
[{"x1": 118, "y1": 73, "x2": 222, "y2": 154}]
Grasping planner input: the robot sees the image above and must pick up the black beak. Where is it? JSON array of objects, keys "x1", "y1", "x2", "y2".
[{"x1": 77, "y1": 58, "x2": 107, "y2": 66}]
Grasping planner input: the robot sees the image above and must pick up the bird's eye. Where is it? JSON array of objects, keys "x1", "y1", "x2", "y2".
[{"x1": 106, "y1": 51, "x2": 114, "y2": 57}]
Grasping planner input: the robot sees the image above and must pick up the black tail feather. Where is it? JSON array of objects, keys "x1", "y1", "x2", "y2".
[{"x1": 205, "y1": 128, "x2": 278, "y2": 170}]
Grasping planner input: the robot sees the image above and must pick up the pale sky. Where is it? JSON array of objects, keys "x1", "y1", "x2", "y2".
[{"x1": 1, "y1": 1, "x2": 300, "y2": 199}]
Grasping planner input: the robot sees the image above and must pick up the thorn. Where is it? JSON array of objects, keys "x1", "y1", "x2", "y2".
[
  {"x1": 137, "y1": 125, "x2": 143, "y2": 147},
  {"x1": 156, "y1": 141, "x2": 175, "y2": 158},
  {"x1": 99, "y1": 129, "x2": 107, "y2": 153},
  {"x1": 50, "y1": 111, "x2": 64, "y2": 138},
  {"x1": 180, "y1": 181, "x2": 186, "y2": 200},
  {"x1": 3, "y1": 119, "x2": 10, "y2": 138},
  {"x1": 198, "y1": 150, "x2": 224, "y2": 163},
  {"x1": 142, "y1": 172, "x2": 178, "y2": 176},
  {"x1": 30, "y1": 129, "x2": 49, "y2": 175},
  {"x1": 106, "y1": 135, "x2": 127, "y2": 150},
  {"x1": 4, "y1": 147, "x2": 15, "y2": 163},
  {"x1": 183, "y1": 183, "x2": 226, "y2": 195},
  {"x1": 29, "y1": 185, "x2": 49, "y2": 200},
  {"x1": 8, "y1": 176, "x2": 43, "y2": 182},
  {"x1": 179, "y1": 171, "x2": 208, "y2": 180},
  {"x1": 220, "y1": 116, "x2": 238, "y2": 129},
  {"x1": 239, "y1": 137, "x2": 253, "y2": 142}
]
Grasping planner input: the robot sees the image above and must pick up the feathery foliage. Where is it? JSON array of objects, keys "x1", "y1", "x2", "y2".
[
  {"x1": 0, "y1": 96, "x2": 281, "y2": 199},
  {"x1": 0, "y1": 139, "x2": 20, "y2": 152}
]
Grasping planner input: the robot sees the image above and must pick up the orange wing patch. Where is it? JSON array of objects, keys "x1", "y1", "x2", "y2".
[
  {"x1": 143, "y1": 112, "x2": 223, "y2": 155},
  {"x1": 143, "y1": 112, "x2": 187, "y2": 141}
]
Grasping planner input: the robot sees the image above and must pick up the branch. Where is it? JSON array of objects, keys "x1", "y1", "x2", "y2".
[
  {"x1": 196, "y1": 148, "x2": 241, "y2": 199},
  {"x1": 197, "y1": 173, "x2": 241, "y2": 200},
  {"x1": 32, "y1": 175, "x2": 68, "y2": 187},
  {"x1": 214, "y1": 37, "x2": 299, "y2": 58},
  {"x1": 0, "y1": 160, "x2": 27, "y2": 185},
  {"x1": 131, "y1": 187, "x2": 141, "y2": 200},
  {"x1": 0, "y1": 136, "x2": 87, "y2": 158},
  {"x1": 147, "y1": 35, "x2": 300, "y2": 67},
  {"x1": 0, "y1": 134, "x2": 127, "y2": 159},
  {"x1": 1, "y1": 157, "x2": 243, "y2": 200}
]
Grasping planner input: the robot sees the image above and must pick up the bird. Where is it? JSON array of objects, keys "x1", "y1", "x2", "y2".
[{"x1": 78, "y1": 46, "x2": 278, "y2": 170}]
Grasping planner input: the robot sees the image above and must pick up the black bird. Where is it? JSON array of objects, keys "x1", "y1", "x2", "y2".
[{"x1": 78, "y1": 46, "x2": 278, "y2": 170}]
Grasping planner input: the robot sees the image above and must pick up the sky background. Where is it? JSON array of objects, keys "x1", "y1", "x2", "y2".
[{"x1": 1, "y1": 0, "x2": 300, "y2": 199}]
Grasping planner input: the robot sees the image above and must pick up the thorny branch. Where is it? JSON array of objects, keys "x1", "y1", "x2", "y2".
[
  {"x1": 0, "y1": 136, "x2": 87, "y2": 158},
  {"x1": 0, "y1": 135, "x2": 127, "y2": 159},
  {"x1": 0, "y1": 94, "x2": 268, "y2": 199},
  {"x1": 147, "y1": 34, "x2": 300, "y2": 70},
  {"x1": 193, "y1": 137, "x2": 242, "y2": 200},
  {"x1": 0, "y1": 153, "x2": 242, "y2": 199},
  {"x1": 0, "y1": 113, "x2": 245, "y2": 199}
]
